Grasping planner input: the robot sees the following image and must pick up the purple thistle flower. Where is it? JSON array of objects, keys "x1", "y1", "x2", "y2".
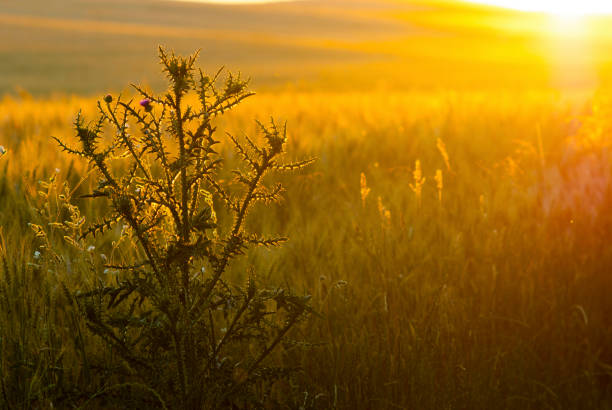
[{"x1": 139, "y1": 98, "x2": 153, "y2": 112}]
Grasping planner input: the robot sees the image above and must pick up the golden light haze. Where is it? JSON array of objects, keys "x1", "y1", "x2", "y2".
[{"x1": 466, "y1": 0, "x2": 612, "y2": 15}]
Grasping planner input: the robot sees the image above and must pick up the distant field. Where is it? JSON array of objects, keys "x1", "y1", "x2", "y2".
[
  {"x1": 4, "y1": 0, "x2": 612, "y2": 95},
  {"x1": 0, "y1": 0, "x2": 402, "y2": 94}
]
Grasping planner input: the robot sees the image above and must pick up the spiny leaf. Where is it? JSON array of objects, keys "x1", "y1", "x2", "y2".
[
  {"x1": 252, "y1": 183, "x2": 284, "y2": 203},
  {"x1": 228, "y1": 133, "x2": 259, "y2": 172},
  {"x1": 51, "y1": 136, "x2": 85, "y2": 157},
  {"x1": 80, "y1": 216, "x2": 120, "y2": 240},
  {"x1": 273, "y1": 158, "x2": 316, "y2": 172},
  {"x1": 206, "y1": 177, "x2": 238, "y2": 212},
  {"x1": 246, "y1": 235, "x2": 288, "y2": 247}
]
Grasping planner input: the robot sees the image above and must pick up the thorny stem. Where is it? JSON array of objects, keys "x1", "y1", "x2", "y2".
[
  {"x1": 174, "y1": 91, "x2": 192, "y2": 296},
  {"x1": 105, "y1": 101, "x2": 151, "y2": 182},
  {"x1": 93, "y1": 155, "x2": 162, "y2": 285},
  {"x1": 206, "y1": 293, "x2": 252, "y2": 371},
  {"x1": 220, "y1": 311, "x2": 300, "y2": 403},
  {"x1": 201, "y1": 157, "x2": 268, "y2": 303},
  {"x1": 166, "y1": 86, "x2": 193, "y2": 407}
]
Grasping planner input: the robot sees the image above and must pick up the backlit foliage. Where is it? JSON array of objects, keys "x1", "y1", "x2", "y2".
[{"x1": 34, "y1": 48, "x2": 313, "y2": 409}]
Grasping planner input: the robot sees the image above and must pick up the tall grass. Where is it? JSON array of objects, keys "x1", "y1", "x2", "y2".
[{"x1": 1, "y1": 86, "x2": 611, "y2": 408}]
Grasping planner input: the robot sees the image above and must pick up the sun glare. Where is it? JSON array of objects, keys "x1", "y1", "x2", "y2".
[{"x1": 466, "y1": 0, "x2": 612, "y2": 16}]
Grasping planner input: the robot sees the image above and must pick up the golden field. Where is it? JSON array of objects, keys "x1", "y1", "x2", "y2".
[{"x1": 2, "y1": 87, "x2": 612, "y2": 408}]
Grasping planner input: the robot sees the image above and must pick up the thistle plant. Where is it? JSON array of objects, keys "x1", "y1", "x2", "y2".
[{"x1": 45, "y1": 47, "x2": 314, "y2": 409}]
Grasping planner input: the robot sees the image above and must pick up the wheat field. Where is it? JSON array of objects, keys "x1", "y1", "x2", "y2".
[{"x1": 1, "y1": 86, "x2": 611, "y2": 408}]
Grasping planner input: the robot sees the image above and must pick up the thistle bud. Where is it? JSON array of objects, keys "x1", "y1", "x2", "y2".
[{"x1": 115, "y1": 196, "x2": 132, "y2": 214}]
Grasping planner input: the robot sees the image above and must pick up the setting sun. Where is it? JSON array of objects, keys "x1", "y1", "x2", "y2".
[{"x1": 466, "y1": 0, "x2": 612, "y2": 15}]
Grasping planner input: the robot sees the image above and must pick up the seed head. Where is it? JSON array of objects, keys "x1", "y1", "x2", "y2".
[
  {"x1": 436, "y1": 138, "x2": 451, "y2": 172},
  {"x1": 409, "y1": 159, "x2": 426, "y2": 207},
  {"x1": 435, "y1": 169, "x2": 443, "y2": 204},
  {"x1": 377, "y1": 196, "x2": 391, "y2": 228},
  {"x1": 360, "y1": 172, "x2": 370, "y2": 208},
  {"x1": 104, "y1": 94, "x2": 113, "y2": 103}
]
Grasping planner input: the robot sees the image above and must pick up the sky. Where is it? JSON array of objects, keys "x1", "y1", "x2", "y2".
[{"x1": 173, "y1": 0, "x2": 612, "y2": 16}]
